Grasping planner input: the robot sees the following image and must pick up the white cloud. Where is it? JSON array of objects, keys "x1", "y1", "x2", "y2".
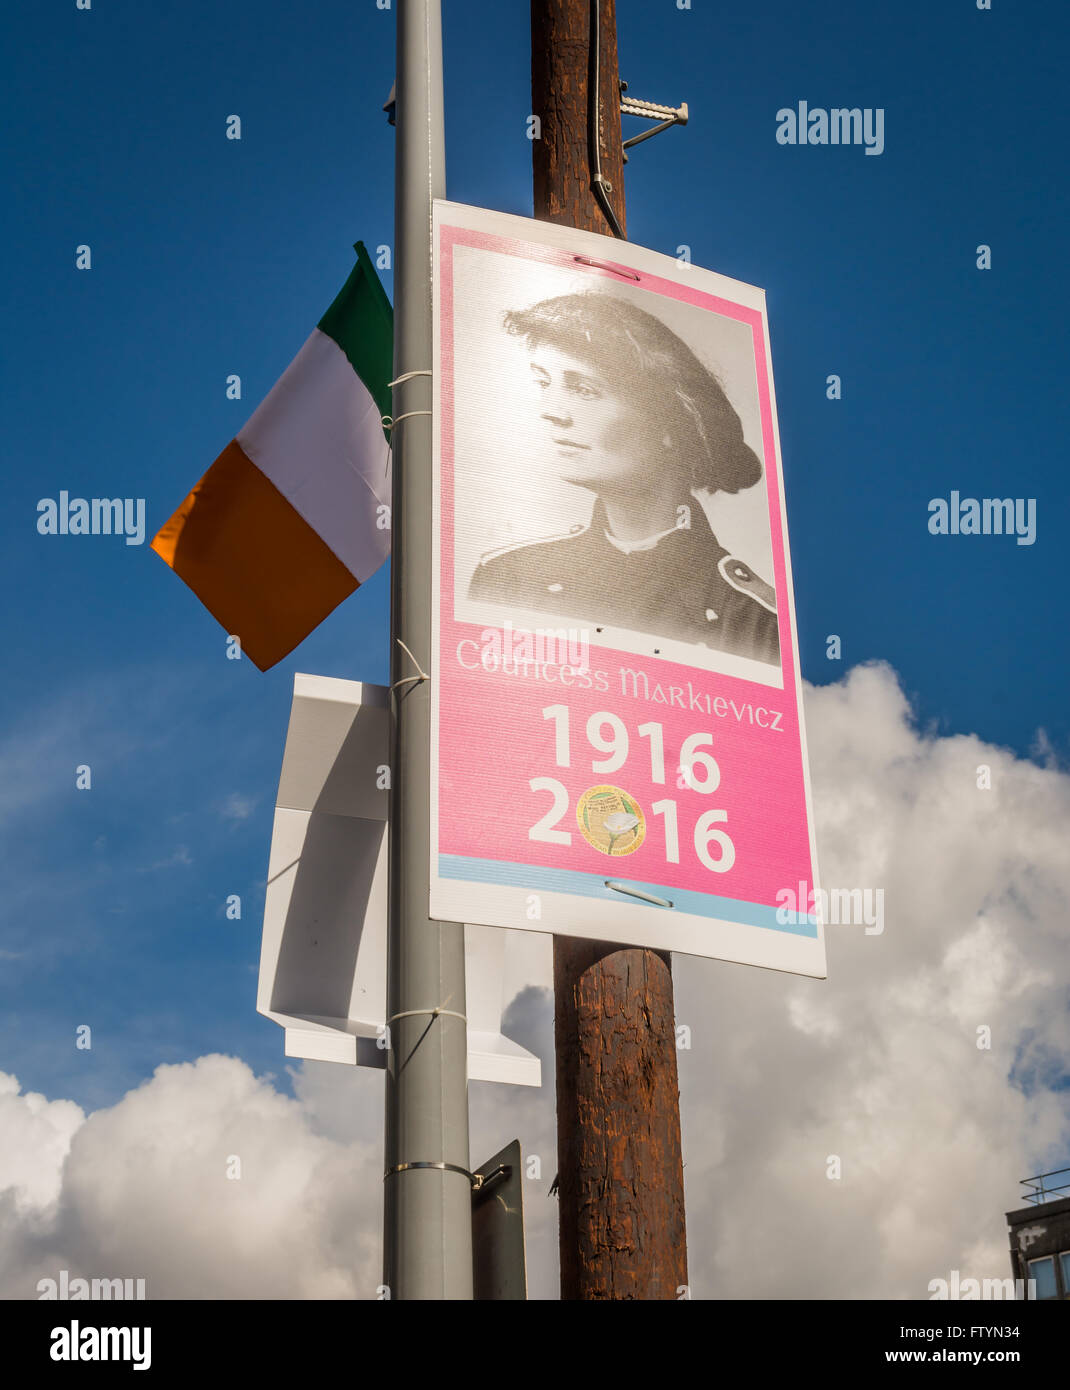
[
  {"x1": 219, "y1": 793, "x2": 257, "y2": 823},
  {"x1": 1, "y1": 662, "x2": 1067, "y2": 1299},
  {"x1": 675, "y1": 662, "x2": 1070, "y2": 1298},
  {"x1": 0, "y1": 1057, "x2": 382, "y2": 1300},
  {"x1": 138, "y1": 845, "x2": 194, "y2": 872},
  {"x1": 0, "y1": 1075, "x2": 84, "y2": 1216}
]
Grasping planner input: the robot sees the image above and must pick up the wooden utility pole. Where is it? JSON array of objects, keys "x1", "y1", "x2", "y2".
[{"x1": 530, "y1": 0, "x2": 689, "y2": 1300}]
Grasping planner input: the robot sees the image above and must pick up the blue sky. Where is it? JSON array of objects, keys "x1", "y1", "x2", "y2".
[{"x1": 3, "y1": 0, "x2": 1067, "y2": 1113}]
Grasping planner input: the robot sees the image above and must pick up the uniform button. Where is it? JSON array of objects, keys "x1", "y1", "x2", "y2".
[
  {"x1": 705, "y1": 609, "x2": 719, "y2": 622},
  {"x1": 732, "y1": 564, "x2": 750, "y2": 581},
  {"x1": 548, "y1": 583, "x2": 563, "y2": 592}
]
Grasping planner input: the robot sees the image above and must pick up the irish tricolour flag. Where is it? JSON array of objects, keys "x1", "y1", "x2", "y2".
[{"x1": 152, "y1": 242, "x2": 393, "y2": 670}]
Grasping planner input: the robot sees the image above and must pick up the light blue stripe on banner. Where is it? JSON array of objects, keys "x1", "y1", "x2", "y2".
[{"x1": 437, "y1": 855, "x2": 819, "y2": 938}]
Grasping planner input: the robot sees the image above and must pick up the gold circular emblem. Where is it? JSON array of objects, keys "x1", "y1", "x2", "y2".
[{"x1": 576, "y1": 785, "x2": 646, "y2": 856}]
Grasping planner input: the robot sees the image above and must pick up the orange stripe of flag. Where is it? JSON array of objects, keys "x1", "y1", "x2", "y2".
[{"x1": 151, "y1": 441, "x2": 359, "y2": 670}]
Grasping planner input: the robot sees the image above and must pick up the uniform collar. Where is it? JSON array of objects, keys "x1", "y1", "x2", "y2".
[
  {"x1": 603, "y1": 520, "x2": 682, "y2": 554},
  {"x1": 590, "y1": 496, "x2": 720, "y2": 555}
]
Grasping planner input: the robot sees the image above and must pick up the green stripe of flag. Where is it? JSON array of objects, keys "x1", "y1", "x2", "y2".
[{"x1": 317, "y1": 241, "x2": 394, "y2": 436}]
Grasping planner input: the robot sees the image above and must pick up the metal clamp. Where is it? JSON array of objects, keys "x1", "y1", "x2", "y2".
[
  {"x1": 383, "y1": 1161, "x2": 514, "y2": 1193},
  {"x1": 384, "y1": 1161, "x2": 477, "y2": 1187}
]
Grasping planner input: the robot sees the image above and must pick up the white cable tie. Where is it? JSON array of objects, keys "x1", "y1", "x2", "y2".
[
  {"x1": 388, "y1": 637, "x2": 431, "y2": 710},
  {"x1": 381, "y1": 409, "x2": 432, "y2": 430},
  {"x1": 388, "y1": 1007, "x2": 467, "y2": 1025},
  {"x1": 387, "y1": 369, "x2": 432, "y2": 387},
  {"x1": 391, "y1": 638, "x2": 429, "y2": 687}
]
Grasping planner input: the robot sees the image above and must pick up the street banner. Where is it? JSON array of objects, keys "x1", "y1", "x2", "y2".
[{"x1": 430, "y1": 201, "x2": 824, "y2": 977}]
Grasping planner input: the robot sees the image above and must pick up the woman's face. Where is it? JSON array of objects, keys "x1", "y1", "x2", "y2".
[{"x1": 527, "y1": 343, "x2": 659, "y2": 493}]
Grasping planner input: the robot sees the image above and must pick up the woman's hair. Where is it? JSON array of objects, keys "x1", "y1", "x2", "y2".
[{"x1": 502, "y1": 290, "x2": 762, "y2": 494}]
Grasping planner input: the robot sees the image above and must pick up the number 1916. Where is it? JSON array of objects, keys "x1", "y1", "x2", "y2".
[{"x1": 530, "y1": 706, "x2": 735, "y2": 872}]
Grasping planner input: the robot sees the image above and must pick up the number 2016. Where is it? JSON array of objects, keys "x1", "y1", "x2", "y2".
[{"x1": 530, "y1": 706, "x2": 735, "y2": 872}]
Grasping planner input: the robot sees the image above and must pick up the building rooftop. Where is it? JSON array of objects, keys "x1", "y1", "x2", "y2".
[
  {"x1": 1018, "y1": 1166, "x2": 1070, "y2": 1206},
  {"x1": 1006, "y1": 1166, "x2": 1070, "y2": 1225}
]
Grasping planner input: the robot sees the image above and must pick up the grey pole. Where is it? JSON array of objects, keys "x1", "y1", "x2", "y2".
[{"x1": 383, "y1": 0, "x2": 473, "y2": 1300}]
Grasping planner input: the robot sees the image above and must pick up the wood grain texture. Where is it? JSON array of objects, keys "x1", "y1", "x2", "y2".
[
  {"x1": 531, "y1": 0, "x2": 627, "y2": 237},
  {"x1": 531, "y1": 0, "x2": 688, "y2": 1300},
  {"x1": 553, "y1": 939, "x2": 688, "y2": 1299}
]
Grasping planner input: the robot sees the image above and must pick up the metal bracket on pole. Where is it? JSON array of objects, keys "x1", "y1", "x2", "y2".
[
  {"x1": 471, "y1": 1141, "x2": 526, "y2": 1300},
  {"x1": 619, "y1": 82, "x2": 688, "y2": 161},
  {"x1": 471, "y1": 1163, "x2": 511, "y2": 1196}
]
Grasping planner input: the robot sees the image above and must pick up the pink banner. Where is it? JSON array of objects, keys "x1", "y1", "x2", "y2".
[{"x1": 430, "y1": 203, "x2": 822, "y2": 974}]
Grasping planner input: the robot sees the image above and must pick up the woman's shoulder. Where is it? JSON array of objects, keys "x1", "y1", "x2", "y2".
[
  {"x1": 476, "y1": 520, "x2": 592, "y2": 568},
  {"x1": 714, "y1": 553, "x2": 777, "y2": 614},
  {"x1": 469, "y1": 521, "x2": 594, "y2": 598}
]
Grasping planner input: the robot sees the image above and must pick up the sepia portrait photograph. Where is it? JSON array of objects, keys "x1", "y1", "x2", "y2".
[{"x1": 450, "y1": 244, "x2": 782, "y2": 682}]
